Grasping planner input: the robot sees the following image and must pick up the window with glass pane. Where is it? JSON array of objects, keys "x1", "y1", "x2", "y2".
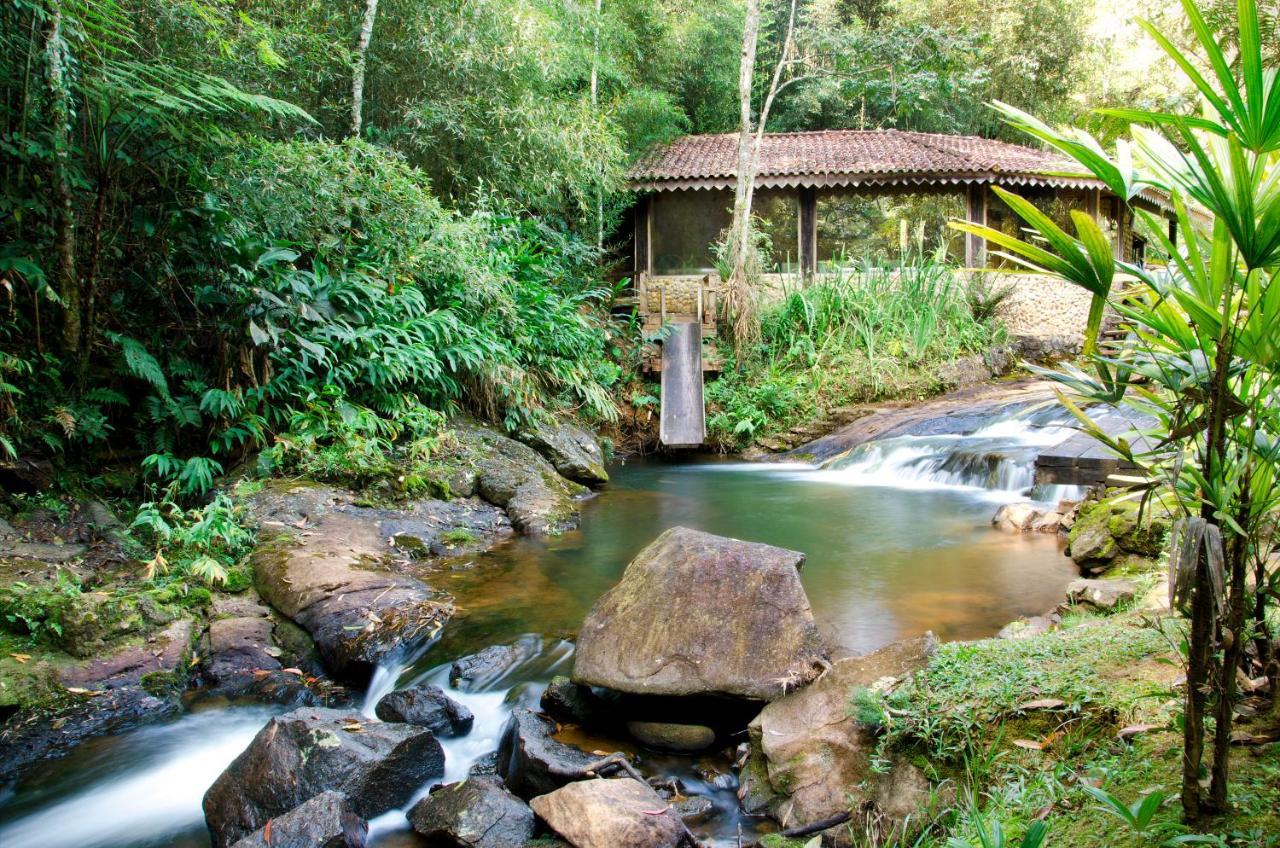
[
  {"x1": 815, "y1": 190, "x2": 965, "y2": 272},
  {"x1": 650, "y1": 190, "x2": 732, "y2": 274},
  {"x1": 754, "y1": 190, "x2": 800, "y2": 273}
]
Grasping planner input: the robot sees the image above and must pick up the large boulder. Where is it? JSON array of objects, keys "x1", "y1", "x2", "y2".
[
  {"x1": 408, "y1": 778, "x2": 535, "y2": 847},
  {"x1": 529, "y1": 778, "x2": 684, "y2": 848},
  {"x1": 456, "y1": 426, "x2": 588, "y2": 536},
  {"x1": 203, "y1": 707, "x2": 444, "y2": 847},
  {"x1": 747, "y1": 635, "x2": 939, "y2": 828},
  {"x1": 375, "y1": 684, "x2": 473, "y2": 736},
  {"x1": 495, "y1": 709, "x2": 596, "y2": 799},
  {"x1": 228, "y1": 791, "x2": 366, "y2": 848},
  {"x1": 572, "y1": 527, "x2": 828, "y2": 701},
  {"x1": 518, "y1": 421, "x2": 609, "y2": 485}
]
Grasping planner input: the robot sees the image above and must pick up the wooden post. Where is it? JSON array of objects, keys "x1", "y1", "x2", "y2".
[
  {"x1": 799, "y1": 187, "x2": 817, "y2": 279},
  {"x1": 964, "y1": 184, "x2": 987, "y2": 268},
  {"x1": 635, "y1": 195, "x2": 651, "y2": 277}
]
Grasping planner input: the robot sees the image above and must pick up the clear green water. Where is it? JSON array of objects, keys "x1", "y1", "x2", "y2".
[{"x1": 424, "y1": 455, "x2": 1075, "y2": 665}]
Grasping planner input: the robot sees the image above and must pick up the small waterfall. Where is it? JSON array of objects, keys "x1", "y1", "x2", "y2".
[
  {"x1": 821, "y1": 409, "x2": 1082, "y2": 502},
  {"x1": 365, "y1": 636, "x2": 574, "y2": 842}
]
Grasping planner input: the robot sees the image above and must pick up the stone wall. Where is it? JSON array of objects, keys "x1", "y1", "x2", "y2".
[
  {"x1": 643, "y1": 276, "x2": 704, "y2": 315},
  {"x1": 993, "y1": 273, "x2": 1094, "y2": 359}
]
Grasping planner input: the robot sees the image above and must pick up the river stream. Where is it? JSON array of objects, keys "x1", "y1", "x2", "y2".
[{"x1": 0, "y1": 407, "x2": 1082, "y2": 848}]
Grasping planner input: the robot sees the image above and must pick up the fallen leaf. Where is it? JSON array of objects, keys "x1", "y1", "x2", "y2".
[
  {"x1": 65, "y1": 687, "x2": 102, "y2": 696},
  {"x1": 263, "y1": 818, "x2": 273, "y2": 846},
  {"x1": 342, "y1": 722, "x2": 365, "y2": 732},
  {"x1": 283, "y1": 667, "x2": 303, "y2": 675},
  {"x1": 641, "y1": 808, "x2": 670, "y2": 815},
  {"x1": 1017, "y1": 698, "x2": 1067, "y2": 711},
  {"x1": 263, "y1": 646, "x2": 284, "y2": 658},
  {"x1": 253, "y1": 669, "x2": 273, "y2": 678},
  {"x1": 9, "y1": 653, "x2": 31, "y2": 663},
  {"x1": 1012, "y1": 739, "x2": 1044, "y2": 750}
]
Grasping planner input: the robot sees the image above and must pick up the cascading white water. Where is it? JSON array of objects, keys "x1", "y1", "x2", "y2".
[
  {"x1": 818, "y1": 409, "x2": 1083, "y2": 502},
  {"x1": 365, "y1": 636, "x2": 575, "y2": 843},
  {"x1": 0, "y1": 707, "x2": 278, "y2": 848}
]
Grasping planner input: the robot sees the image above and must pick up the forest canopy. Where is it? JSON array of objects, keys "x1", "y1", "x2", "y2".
[{"x1": 0, "y1": 0, "x2": 1249, "y2": 493}]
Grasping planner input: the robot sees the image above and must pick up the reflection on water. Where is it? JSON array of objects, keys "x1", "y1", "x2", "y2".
[
  {"x1": 0, "y1": 411, "x2": 1079, "y2": 848},
  {"x1": 424, "y1": 453, "x2": 1075, "y2": 663}
]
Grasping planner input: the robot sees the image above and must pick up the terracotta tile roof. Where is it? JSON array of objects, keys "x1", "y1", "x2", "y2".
[{"x1": 628, "y1": 129, "x2": 1091, "y2": 188}]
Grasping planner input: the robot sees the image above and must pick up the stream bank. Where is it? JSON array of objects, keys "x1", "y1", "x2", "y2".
[{"x1": 6, "y1": 383, "x2": 1262, "y2": 848}]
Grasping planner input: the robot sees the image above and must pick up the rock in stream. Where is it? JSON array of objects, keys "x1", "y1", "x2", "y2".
[{"x1": 572, "y1": 526, "x2": 829, "y2": 701}]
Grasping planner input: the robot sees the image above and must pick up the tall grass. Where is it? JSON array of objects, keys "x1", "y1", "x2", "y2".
[{"x1": 705, "y1": 255, "x2": 1002, "y2": 446}]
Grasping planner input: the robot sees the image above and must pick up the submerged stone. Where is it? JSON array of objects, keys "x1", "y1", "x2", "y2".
[{"x1": 572, "y1": 526, "x2": 828, "y2": 701}]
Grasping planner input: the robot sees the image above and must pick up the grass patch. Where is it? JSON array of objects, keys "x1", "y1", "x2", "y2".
[
  {"x1": 863, "y1": 612, "x2": 1279, "y2": 847},
  {"x1": 705, "y1": 260, "x2": 1004, "y2": 449}
]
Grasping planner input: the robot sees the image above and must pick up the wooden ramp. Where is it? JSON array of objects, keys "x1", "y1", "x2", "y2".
[{"x1": 660, "y1": 321, "x2": 706, "y2": 447}]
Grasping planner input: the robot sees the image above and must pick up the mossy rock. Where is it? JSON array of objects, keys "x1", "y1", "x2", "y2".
[
  {"x1": 1106, "y1": 503, "x2": 1170, "y2": 557},
  {"x1": 1067, "y1": 501, "x2": 1118, "y2": 566}
]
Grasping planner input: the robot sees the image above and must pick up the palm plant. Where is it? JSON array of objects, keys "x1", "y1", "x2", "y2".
[{"x1": 950, "y1": 0, "x2": 1279, "y2": 819}]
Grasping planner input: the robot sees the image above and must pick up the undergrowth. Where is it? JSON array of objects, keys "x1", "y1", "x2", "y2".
[{"x1": 706, "y1": 256, "x2": 1005, "y2": 448}]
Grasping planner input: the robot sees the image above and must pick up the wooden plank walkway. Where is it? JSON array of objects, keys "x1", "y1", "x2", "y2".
[
  {"x1": 1035, "y1": 408, "x2": 1154, "y2": 486},
  {"x1": 660, "y1": 320, "x2": 706, "y2": 447}
]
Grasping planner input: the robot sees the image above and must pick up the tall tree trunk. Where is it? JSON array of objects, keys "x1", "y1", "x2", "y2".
[
  {"x1": 350, "y1": 0, "x2": 379, "y2": 138},
  {"x1": 45, "y1": 8, "x2": 79, "y2": 362},
  {"x1": 729, "y1": 0, "x2": 760, "y2": 285},
  {"x1": 591, "y1": 0, "x2": 603, "y2": 251}
]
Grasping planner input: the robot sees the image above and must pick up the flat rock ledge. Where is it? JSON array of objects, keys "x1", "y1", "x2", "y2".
[
  {"x1": 247, "y1": 484, "x2": 508, "y2": 681},
  {"x1": 572, "y1": 526, "x2": 829, "y2": 701}
]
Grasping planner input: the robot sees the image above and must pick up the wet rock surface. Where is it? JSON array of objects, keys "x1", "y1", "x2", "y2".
[
  {"x1": 228, "y1": 791, "x2": 367, "y2": 848},
  {"x1": 375, "y1": 684, "x2": 474, "y2": 736},
  {"x1": 248, "y1": 485, "x2": 467, "y2": 681},
  {"x1": 517, "y1": 421, "x2": 609, "y2": 485},
  {"x1": 203, "y1": 706, "x2": 444, "y2": 848},
  {"x1": 786, "y1": 379, "x2": 1056, "y2": 464},
  {"x1": 529, "y1": 778, "x2": 685, "y2": 848},
  {"x1": 455, "y1": 426, "x2": 588, "y2": 536},
  {"x1": 199, "y1": 592, "x2": 327, "y2": 705},
  {"x1": 0, "y1": 617, "x2": 193, "y2": 785},
  {"x1": 573, "y1": 526, "x2": 828, "y2": 701},
  {"x1": 495, "y1": 708, "x2": 596, "y2": 799},
  {"x1": 450, "y1": 635, "x2": 546, "y2": 692},
  {"x1": 408, "y1": 777, "x2": 535, "y2": 847},
  {"x1": 747, "y1": 634, "x2": 938, "y2": 828}
]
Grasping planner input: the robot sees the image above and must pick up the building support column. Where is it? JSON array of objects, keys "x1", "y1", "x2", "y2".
[
  {"x1": 799, "y1": 187, "x2": 817, "y2": 280},
  {"x1": 964, "y1": 183, "x2": 988, "y2": 269}
]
